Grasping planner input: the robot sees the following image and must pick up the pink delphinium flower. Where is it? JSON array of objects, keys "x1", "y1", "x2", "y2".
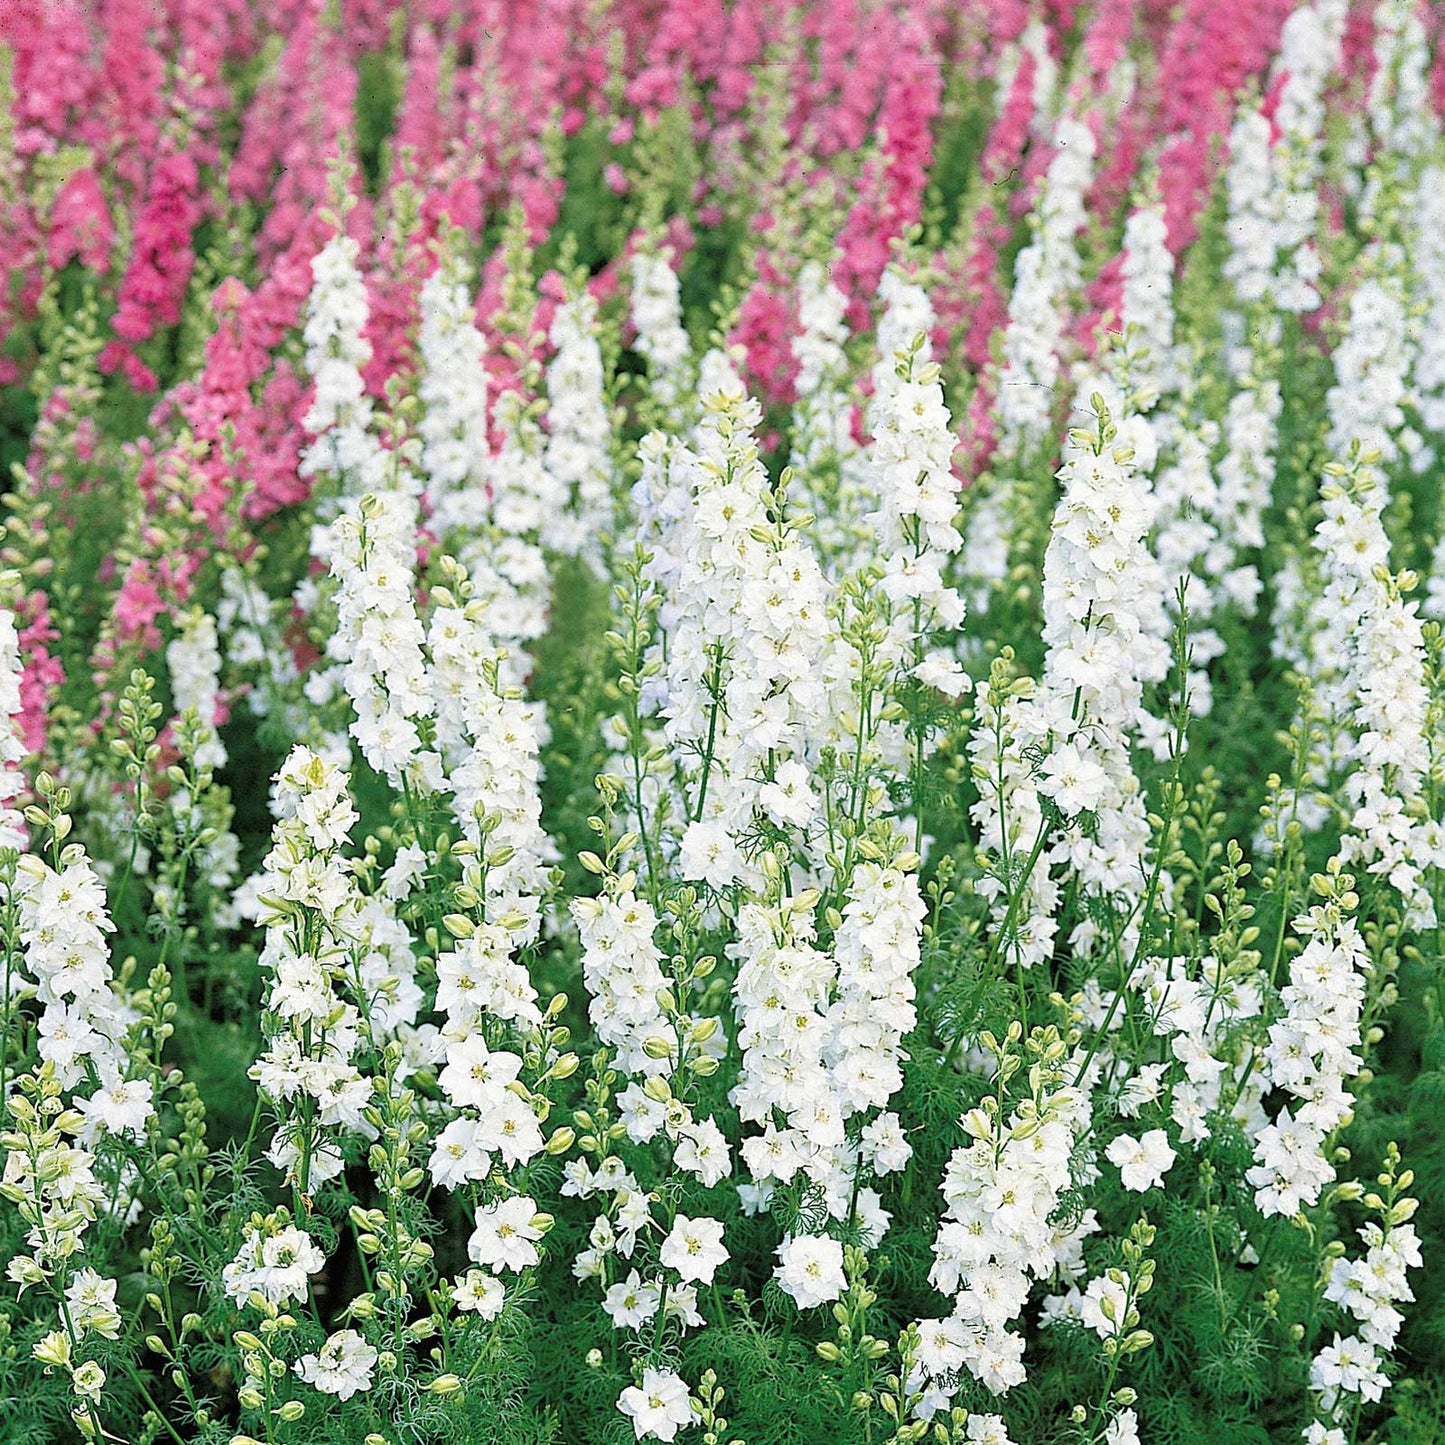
[
  {"x1": 1154, "y1": 0, "x2": 1298, "y2": 251},
  {"x1": 1340, "y1": 1, "x2": 1378, "y2": 97},
  {"x1": 731, "y1": 252, "x2": 800, "y2": 409},
  {"x1": 168, "y1": 277, "x2": 279, "y2": 534},
  {"x1": 1432, "y1": 6, "x2": 1445, "y2": 117},
  {"x1": 949, "y1": 46, "x2": 1038, "y2": 371},
  {"x1": 112, "y1": 562, "x2": 168, "y2": 653},
  {"x1": 833, "y1": 14, "x2": 942, "y2": 326},
  {"x1": 99, "y1": 149, "x2": 204, "y2": 390},
  {"x1": 16, "y1": 593, "x2": 64, "y2": 758},
  {"x1": 46, "y1": 168, "x2": 114, "y2": 274},
  {"x1": 1082, "y1": 0, "x2": 1141, "y2": 78},
  {"x1": 394, "y1": 18, "x2": 447, "y2": 174},
  {"x1": 230, "y1": 0, "x2": 358, "y2": 266}
]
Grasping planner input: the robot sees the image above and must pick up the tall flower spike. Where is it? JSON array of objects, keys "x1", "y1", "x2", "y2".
[
  {"x1": 0, "y1": 576, "x2": 29, "y2": 851},
  {"x1": 544, "y1": 288, "x2": 614, "y2": 564}
]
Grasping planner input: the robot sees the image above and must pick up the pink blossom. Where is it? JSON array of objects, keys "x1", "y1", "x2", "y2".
[{"x1": 46, "y1": 168, "x2": 114, "y2": 273}]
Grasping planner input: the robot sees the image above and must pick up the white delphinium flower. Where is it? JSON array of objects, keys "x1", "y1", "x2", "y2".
[
  {"x1": 873, "y1": 268, "x2": 935, "y2": 393},
  {"x1": 215, "y1": 562, "x2": 300, "y2": 723},
  {"x1": 424, "y1": 572, "x2": 554, "y2": 1199},
  {"x1": 3, "y1": 1067, "x2": 119, "y2": 1432},
  {"x1": 1248, "y1": 864, "x2": 1368, "y2": 1217},
  {"x1": 617, "y1": 1366, "x2": 694, "y2": 1442},
  {"x1": 732, "y1": 886, "x2": 842, "y2": 1200},
  {"x1": 1120, "y1": 954, "x2": 1267, "y2": 1149},
  {"x1": 1309, "y1": 1335, "x2": 1390, "y2": 1409},
  {"x1": 1308, "y1": 1161, "x2": 1421, "y2": 1433},
  {"x1": 1211, "y1": 326, "x2": 1282, "y2": 618},
  {"x1": 962, "y1": 1416, "x2": 1019, "y2": 1445},
  {"x1": 651, "y1": 382, "x2": 832, "y2": 852},
  {"x1": 1269, "y1": 0, "x2": 1350, "y2": 312},
  {"x1": 166, "y1": 606, "x2": 226, "y2": 771},
  {"x1": 291, "y1": 223, "x2": 390, "y2": 765},
  {"x1": 159, "y1": 613, "x2": 243, "y2": 932},
  {"x1": 1223, "y1": 109, "x2": 1281, "y2": 306},
  {"x1": 1149, "y1": 415, "x2": 1224, "y2": 719},
  {"x1": 1095, "y1": 242, "x2": 1182, "y2": 754},
  {"x1": 1412, "y1": 171, "x2": 1445, "y2": 616},
  {"x1": 426, "y1": 563, "x2": 554, "y2": 923},
  {"x1": 571, "y1": 845, "x2": 731, "y2": 1378},
  {"x1": 416, "y1": 242, "x2": 562, "y2": 690},
  {"x1": 823, "y1": 856, "x2": 926, "y2": 1160},
  {"x1": 327, "y1": 477, "x2": 438, "y2": 788},
  {"x1": 460, "y1": 386, "x2": 564, "y2": 689},
  {"x1": 964, "y1": 115, "x2": 1096, "y2": 608},
  {"x1": 1118, "y1": 204, "x2": 1177, "y2": 406},
  {"x1": 631, "y1": 247, "x2": 693, "y2": 424},
  {"x1": 348, "y1": 887, "x2": 423, "y2": 1043},
  {"x1": 1324, "y1": 1216, "x2": 1422, "y2": 1353},
  {"x1": 603, "y1": 1268, "x2": 661, "y2": 1329},
  {"x1": 223, "y1": 1216, "x2": 326, "y2": 1308},
  {"x1": 573, "y1": 886, "x2": 675, "y2": 1082},
  {"x1": 63, "y1": 1271, "x2": 121, "y2": 1339},
  {"x1": 467, "y1": 1195, "x2": 547, "y2": 1273},
  {"x1": 1366, "y1": 0, "x2": 1438, "y2": 176},
  {"x1": 638, "y1": 376, "x2": 918, "y2": 1228},
  {"x1": 417, "y1": 249, "x2": 489, "y2": 531},
  {"x1": 1416, "y1": 172, "x2": 1445, "y2": 450},
  {"x1": 299, "y1": 226, "x2": 384, "y2": 497},
  {"x1": 14, "y1": 850, "x2": 133, "y2": 1098},
  {"x1": 544, "y1": 289, "x2": 614, "y2": 563},
  {"x1": 248, "y1": 746, "x2": 371, "y2": 1193},
  {"x1": 911, "y1": 1036, "x2": 1090, "y2": 1403},
  {"x1": 1324, "y1": 261, "x2": 1417, "y2": 470},
  {"x1": 995, "y1": 117, "x2": 1097, "y2": 450},
  {"x1": 2, "y1": 813, "x2": 150, "y2": 1365},
  {"x1": 1294, "y1": 448, "x2": 1442, "y2": 918},
  {"x1": 774, "y1": 1234, "x2": 846, "y2": 1309},
  {"x1": 864, "y1": 297, "x2": 967, "y2": 720},
  {"x1": 967, "y1": 663, "x2": 1059, "y2": 971},
  {"x1": 974, "y1": 391, "x2": 1168, "y2": 964},
  {"x1": 1079, "y1": 1270, "x2": 1134, "y2": 1340},
  {"x1": 1104, "y1": 1129, "x2": 1176, "y2": 1192},
  {"x1": 456, "y1": 1271, "x2": 508, "y2": 1317},
  {"x1": 0, "y1": 585, "x2": 29, "y2": 849},
  {"x1": 789, "y1": 259, "x2": 867, "y2": 571},
  {"x1": 294, "y1": 1328, "x2": 379, "y2": 1400},
  {"x1": 658, "y1": 1214, "x2": 728, "y2": 1285},
  {"x1": 994, "y1": 19, "x2": 1058, "y2": 146}
]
